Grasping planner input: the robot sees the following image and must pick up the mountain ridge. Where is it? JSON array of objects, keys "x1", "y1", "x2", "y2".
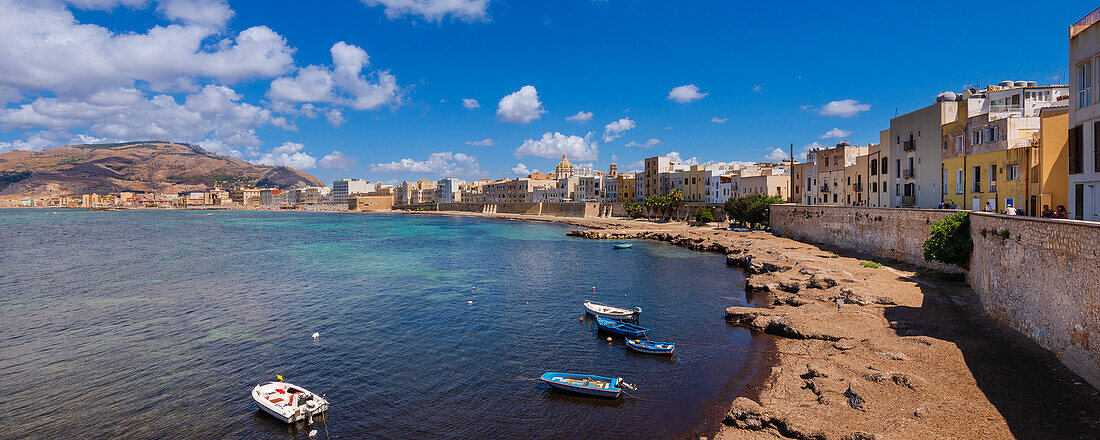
[{"x1": 0, "y1": 141, "x2": 325, "y2": 197}]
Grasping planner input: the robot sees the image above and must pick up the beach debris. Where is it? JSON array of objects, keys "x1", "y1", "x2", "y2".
[
  {"x1": 311, "y1": 332, "x2": 319, "y2": 339},
  {"x1": 472, "y1": 286, "x2": 476, "y2": 291},
  {"x1": 579, "y1": 316, "x2": 584, "y2": 321},
  {"x1": 592, "y1": 286, "x2": 596, "y2": 291},
  {"x1": 467, "y1": 300, "x2": 473, "y2": 305},
  {"x1": 309, "y1": 429, "x2": 318, "y2": 438},
  {"x1": 844, "y1": 384, "x2": 866, "y2": 412},
  {"x1": 606, "y1": 337, "x2": 613, "y2": 342}
]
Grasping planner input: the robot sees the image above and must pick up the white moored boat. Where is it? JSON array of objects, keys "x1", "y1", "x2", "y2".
[
  {"x1": 583, "y1": 301, "x2": 641, "y2": 321},
  {"x1": 252, "y1": 380, "x2": 329, "y2": 424}
]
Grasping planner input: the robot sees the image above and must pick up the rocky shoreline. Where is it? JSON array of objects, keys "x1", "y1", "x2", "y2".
[{"x1": 555, "y1": 216, "x2": 1099, "y2": 440}]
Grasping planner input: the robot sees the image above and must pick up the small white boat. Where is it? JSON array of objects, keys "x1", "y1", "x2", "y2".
[
  {"x1": 252, "y1": 381, "x2": 329, "y2": 424},
  {"x1": 583, "y1": 301, "x2": 641, "y2": 321}
]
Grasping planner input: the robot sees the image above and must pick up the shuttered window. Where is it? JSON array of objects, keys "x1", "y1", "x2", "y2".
[{"x1": 1070, "y1": 125, "x2": 1083, "y2": 174}]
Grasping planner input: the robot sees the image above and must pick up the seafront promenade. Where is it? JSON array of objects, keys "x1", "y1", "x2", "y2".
[{"x1": 411, "y1": 210, "x2": 1100, "y2": 440}]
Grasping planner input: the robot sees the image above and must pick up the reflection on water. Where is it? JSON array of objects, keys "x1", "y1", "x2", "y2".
[{"x1": 0, "y1": 209, "x2": 754, "y2": 439}]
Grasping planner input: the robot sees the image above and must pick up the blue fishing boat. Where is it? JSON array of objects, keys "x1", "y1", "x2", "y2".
[
  {"x1": 613, "y1": 243, "x2": 633, "y2": 249},
  {"x1": 595, "y1": 316, "x2": 649, "y2": 338},
  {"x1": 626, "y1": 339, "x2": 675, "y2": 355},
  {"x1": 540, "y1": 372, "x2": 635, "y2": 398}
]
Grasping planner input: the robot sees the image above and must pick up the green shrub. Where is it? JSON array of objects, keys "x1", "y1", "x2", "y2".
[
  {"x1": 724, "y1": 193, "x2": 783, "y2": 228},
  {"x1": 923, "y1": 212, "x2": 972, "y2": 269},
  {"x1": 695, "y1": 206, "x2": 715, "y2": 223},
  {"x1": 860, "y1": 260, "x2": 882, "y2": 268}
]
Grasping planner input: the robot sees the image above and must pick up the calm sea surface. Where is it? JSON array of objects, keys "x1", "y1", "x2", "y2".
[{"x1": 0, "y1": 209, "x2": 758, "y2": 439}]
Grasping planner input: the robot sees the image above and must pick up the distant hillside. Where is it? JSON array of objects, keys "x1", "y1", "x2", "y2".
[{"x1": 0, "y1": 141, "x2": 325, "y2": 197}]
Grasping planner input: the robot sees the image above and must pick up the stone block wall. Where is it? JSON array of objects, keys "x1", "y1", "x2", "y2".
[
  {"x1": 770, "y1": 204, "x2": 1100, "y2": 389},
  {"x1": 968, "y1": 213, "x2": 1100, "y2": 388},
  {"x1": 769, "y1": 204, "x2": 960, "y2": 271}
]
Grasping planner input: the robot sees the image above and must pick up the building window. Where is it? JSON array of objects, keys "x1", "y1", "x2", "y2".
[
  {"x1": 881, "y1": 158, "x2": 888, "y2": 177},
  {"x1": 870, "y1": 159, "x2": 878, "y2": 175},
  {"x1": 956, "y1": 136, "x2": 963, "y2": 152},
  {"x1": 1070, "y1": 125, "x2": 1083, "y2": 174},
  {"x1": 989, "y1": 165, "x2": 997, "y2": 192},
  {"x1": 943, "y1": 169, "x2": 948, "y2": 195},
  {"x1": 973, "y1": 166, "x2": 981, "y2": 193},
  {"x1": 1079, "y1": 61, "x2": 1093, "y2": 108},
  {"x1": 1006, "y1": 164, "x2": 1018, "y2": 181},
  {"x1": 956, "y1": 168, "x2": 964, "y2": 195},
  {"x1": 1095, "y1": 122, "x2": 1100, "y2": 172}
]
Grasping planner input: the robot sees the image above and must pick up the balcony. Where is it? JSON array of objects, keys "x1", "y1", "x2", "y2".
[
  {"x1": 901, "y1": 195, "x2": 916, "y2": 207},
  {"x1": 852, "y1": 182, "x2": 863, "y2": 192},
  {"x1": 903, "y1": 169, "x2": 915, "y2": 179},
  {"x1": 820, "y1": 186, "x2": 830, "y2": 193},
  {"x1": 902, "y1": 140, "x2": 916, "y2": 152}
]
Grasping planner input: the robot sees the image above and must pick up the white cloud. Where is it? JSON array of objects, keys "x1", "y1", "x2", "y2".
[
  {"x1": 462, "y1": 98, "x2": 480, "y2": 109},
  {"x1": 465, "y1": 138, "x2": 494, "y2": 147},
  {"x1": 326, "y1": 108, "x2": 346, "y2": 127},
  {"x1": 565, "y1": 111, "x2": 592, "y2": 124},
  {"x1": 711, "y1": 117, "x2": 728, "y2": 124},
  {"x1": 319, "y1": 150, "x2": 354, "y2": 171},
  {"x1": 667, "y1": 84, "x2": 707, "y2": 103},
  {"x1": 752, "y1": 85, "x2": 763, "y2": 93},
  {"x1": 0, "y1": 131, "x2": 58, "y2": 153},
  {"x1": 602, "y1": 118, "x2": 635, "y2": 142},
  {"x1": 0, "y1": 1, "x2": 295, "y2": 96},
  {"x1": 496, "y1": 85, "x2": 545, "y2": 124},
  {"x1": 268, "y1": 41, "x2": 400, "y2": 111},
  {"x1": 251, "y1": 141, "x2": 317, "y2": 169},
  {"x1": 667, "y1": 151, "x2": 699, "y2": 166},
  {"x1": 817, "y1": 99, "x2": 870, "y2": 117},
  {"x1": 820, "y1": 128, "x2": 851, "y2": 139},
  {"x1": 624, "y1": 138, "x2": 660, "y2": 149},
  {"x1": 370, "y1": 151, "x2": 482, "y2": 176},
  {"x1": 360, "y1": 0, "x2": 490, "y2": 22},
  {"x1": 157, "y1": 0, "x2": 235, "y2": 29},
  {"x1": 511, "y1": 163, "x2": 531, "y2": 175},
  {"x1": 764, "y1": 147, "x2": 787, "y2": 162},
  {"x1": 514, "y1": 132, "x2": 598, "y2": 161}
]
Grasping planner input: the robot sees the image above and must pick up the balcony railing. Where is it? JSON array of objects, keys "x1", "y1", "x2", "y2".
[
  {"x1": 903, "y1": 169, "x2": 915, "y2": 178},
  {"x1": 902, "y1": 140, "x2": 916, "y2": 152},
  {"x1": 852, "y1": 183, "x2": 863, "y2": 192},
  {"x1": 820, "y1": 186, "x2": 830, "y2": 193},
  {"x1": 901, "y1": 195, "x2": 916, "y2": 207}
]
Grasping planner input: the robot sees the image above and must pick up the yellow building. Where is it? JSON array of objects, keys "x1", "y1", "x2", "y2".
[
  {"x1": 617, "y1": 174, "x2": 636, "y2": 202},
  {"x1": 1028, "y1": 106, "x2": 1069, "y2": 215}
]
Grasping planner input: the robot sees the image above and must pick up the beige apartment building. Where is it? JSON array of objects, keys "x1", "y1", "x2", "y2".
[
  {"x1": 814, "y1": 141, "x2": 869, "y2": 205},
  {"x1": 866, "y1": 130, "x2": 891, "y2": 207},
  {"x1": 733, "y1": 174, "x2": 790, "y2": 200}
]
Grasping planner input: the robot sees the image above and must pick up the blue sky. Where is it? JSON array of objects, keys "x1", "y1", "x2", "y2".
[{"x1": 0, "y1": 0, "x2": 1094, "y2": 184}]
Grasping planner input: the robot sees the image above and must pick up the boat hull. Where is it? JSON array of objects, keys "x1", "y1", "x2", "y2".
[
  {"x1": 583, "y1": 301, "x2": 641, "y2": 321},
  {"x1": 540, "y1": 372, "x2": 621, "y2": 398},
  {"x1": 626, "y1": 339, "x2": 675, "y2": 355},
  {"x1": 595, "y1": 317, "x2": 649, "y2": 338},
  {"x1": 252, "y1": 382, "x2": 329, "y2": 424},
  {"x1": 613, "y1": 244, "x2": 633, "y2": 249}
]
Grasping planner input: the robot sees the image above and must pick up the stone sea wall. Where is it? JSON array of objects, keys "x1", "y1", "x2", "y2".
[
  {"x1": 769, "y1": 204, "x2": 961, "y2": 271},
  {"x1": 968, "y1": 212, "x2": 1100, "y2": 388},
  {"x1": 436, "y1": 202, "x2": 602, "y2": 218},
  {"x1": 770, "y1": 204, "x2": 1100, "y2": 389}
]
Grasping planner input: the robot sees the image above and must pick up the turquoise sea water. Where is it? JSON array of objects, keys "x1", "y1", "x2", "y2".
[{"x1": 0, "y1": 209, "x2": 758, "y2": 439}]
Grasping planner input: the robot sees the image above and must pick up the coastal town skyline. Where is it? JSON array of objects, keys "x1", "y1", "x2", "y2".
[{"x1": 0, "y1": 0, "x2": 1094, "y2": 185}]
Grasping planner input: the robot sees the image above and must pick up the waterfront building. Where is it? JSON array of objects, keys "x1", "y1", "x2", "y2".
[
  {"x1": 1070, "y1": 8, "x2": 1100, "y2": 220},
  {"x1": 1029, "y1": 107, "x2": 1070, "y2": 215},
  {"x1": 940, "y1": 83, "x2": 1069, "y2": 212},
  {"x1": 733, "y1": 174, "x2": 790, "y2": 200},
  {"x1": 866, "y1": 133, "x2": 890, "y2": 207},
  {"x1": 617, "y1": 173, "x2": 636, "y2": 202},
  {"x1": 437, "y1": 178, "x2": 465, "y2": 203},
  {"x1": 643, "y1": 156, "x2": 672, "y2": 197},
  {"x1": 844, "y1": 153, "x2": 869, "y2": 205},
  {"x1": 332, "y1": 179, "x2": 371, "y2": 206},
  {"x1": 814, "y1": 141, "x2": 869, "y2": 206},
  {"x1": 348, "y1": 194, "x2": 394, "y2": 211},
  {"x1": 889, "y1": 99, "x2": 959, "y2": 208},
  {"x1": 554, "y1": 154, "x2": 575, "y2": 179}
]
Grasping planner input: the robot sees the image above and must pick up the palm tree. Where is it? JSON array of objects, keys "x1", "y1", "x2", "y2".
[{"x1": 667, "y1": 189, "x2": 683, "y2": 220}]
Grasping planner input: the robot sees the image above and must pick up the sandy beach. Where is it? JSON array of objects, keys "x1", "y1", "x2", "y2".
[{"x1": 403, "y1": 210, "x2": 1100, "y2": 440}]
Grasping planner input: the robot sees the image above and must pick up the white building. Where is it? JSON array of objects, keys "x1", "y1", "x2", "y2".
[
  {"x1": 332, "y1": 178, "x2": 371, "y2": 205},
  {"x1": 436, "y1": 178, "x2": 465, "y2": 203},
  {"x1": 1070, "y1": 9, "x2": 1100, "y2": 221}
]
